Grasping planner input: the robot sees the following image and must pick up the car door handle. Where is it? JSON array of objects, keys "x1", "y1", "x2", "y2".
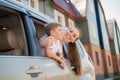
[{"x1": 26, "y1": 65, "x2": 43, "y2": 74}]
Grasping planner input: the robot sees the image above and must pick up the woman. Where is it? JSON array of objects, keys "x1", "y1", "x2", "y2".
[
  {"x1": 62, "y1": 27, "x2": 82, "y2": 75},
  {"x1": 39, "y1": 23, "x2": 82, "y2": 75}
]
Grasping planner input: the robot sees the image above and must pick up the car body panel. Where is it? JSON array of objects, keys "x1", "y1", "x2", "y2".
[
  {"x1": 41, "y1": 57, "x2": 71, "y2": 80},
  {"x1": 0, "y1": 56, "x2": 45, "y2": 80}
]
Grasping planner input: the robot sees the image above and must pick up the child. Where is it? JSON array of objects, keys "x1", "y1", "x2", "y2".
[{"x1": 40, "y1": 23, "x2": 65, "y2": 69}]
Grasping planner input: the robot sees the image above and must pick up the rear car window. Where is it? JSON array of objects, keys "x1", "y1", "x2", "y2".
[{"x1": 0, "y1": 7, "x2": 28, "y2": 56}]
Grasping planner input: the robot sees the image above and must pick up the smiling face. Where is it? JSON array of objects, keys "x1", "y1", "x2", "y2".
[
  {"x1": 51, "y1": 26, "x2": 62, "y2": 40},
  {"x1": 63, "y1": 27, "x2": 80, "y2": 43},
  {"x1": 46, "y1": 23, "x2": 62, "y2": 40}
]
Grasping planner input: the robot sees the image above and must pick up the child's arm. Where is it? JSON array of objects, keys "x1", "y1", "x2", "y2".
[
  {"x1": 57, "y1": 52, "x2": 65, "y2": 61},
  {"x1": 57, "y1": 43, "x2": 65, "y2": 61},
  {"x1": 46, "y1": 47, "x2": 65, "y2": 69}
]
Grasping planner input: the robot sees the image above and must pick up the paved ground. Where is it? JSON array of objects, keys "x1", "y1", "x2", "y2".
[
  {"x1": 104, "y1": 76, "x2": 120, "y2": 80},
  {"x1": 104, "y1": 77, "x2": 113, "y2": 80}
]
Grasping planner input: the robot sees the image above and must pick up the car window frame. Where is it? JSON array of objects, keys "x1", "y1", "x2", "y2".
[{"x1": 0, "y1": 6, "x2": 29, "y2": 56}]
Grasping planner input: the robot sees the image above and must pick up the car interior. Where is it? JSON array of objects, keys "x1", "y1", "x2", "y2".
[
  {"x1": 32, "y1": 19, "x2": 46, "y2": 39},
  {"x1": 0, "y1": 7, "x2": 28, "y2": 56}
]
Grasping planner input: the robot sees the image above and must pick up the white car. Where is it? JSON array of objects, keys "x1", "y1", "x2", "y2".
[{"x1": 0, "y1": 0, "x2": 95, "y2": 80}]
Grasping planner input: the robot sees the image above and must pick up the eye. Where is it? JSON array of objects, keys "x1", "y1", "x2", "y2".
[
  {"x1": 58, "y1": 28, "x2": 62, "y2": 31},
  {"x1": 73, "y1": 34, "x2": 76, "y2": 38},
  {"x1": 69, "y1": 29, "x2": 73, "y2": 33}
]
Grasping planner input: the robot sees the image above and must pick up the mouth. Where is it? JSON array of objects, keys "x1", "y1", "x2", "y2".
[{"x1": 65, "y1": 36, "x2": 72, "y2": 42}]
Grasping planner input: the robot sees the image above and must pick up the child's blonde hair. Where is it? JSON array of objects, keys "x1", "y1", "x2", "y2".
[{"x1": 45, "y1": 23, "x2": 62, "y2": 35}]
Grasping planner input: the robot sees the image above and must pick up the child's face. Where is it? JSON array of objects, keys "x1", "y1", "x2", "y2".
[
  {"x1": 64, "y1": 28, "x2": 80, "y2": 43},
  {"x1": 52, "y1": 26, "x2": 62, "y2": 40}
]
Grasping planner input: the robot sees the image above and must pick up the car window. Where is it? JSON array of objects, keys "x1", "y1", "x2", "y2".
[
  {"x1": 0, "y1": 7, "x2": 28, "y2": 56},
  {"x1": 32, "y1": 18, "x2": 47, "y2": 56},
  {"x1": 32, "y1": 19, "x2": 46, "y2": 38},
  {"x1": 62, "y1": 44, "x2": 69, "y2": 58},
  {"x1": 32, "y1": 19, "x2": 70, "y2": 58}
]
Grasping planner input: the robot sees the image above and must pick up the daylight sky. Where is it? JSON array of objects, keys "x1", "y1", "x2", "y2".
[{"x1": 100, "y1": 0, "x2": 120, "y2": 30}]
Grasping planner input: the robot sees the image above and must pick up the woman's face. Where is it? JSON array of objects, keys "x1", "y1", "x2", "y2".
[{"x1": 63, "y1": 27, "x2": 80, "y2": 43}]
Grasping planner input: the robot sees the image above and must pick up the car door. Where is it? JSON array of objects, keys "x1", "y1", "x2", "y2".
[
  {"x1": 62, "y1": 40, "x2": 93, "y2": 80},
  {"x1": 0, "y1": 3, "x2": 46, "y2": 80},
  {"x1": 0, "y1": 56, "x2": 46, "y2": 80},
  {"x1": 62, "y1": 44, "x2": 80, "y2": 80},
  {"x1": 75, "y1": 40, "x2": 95, "y2": 80},
  {"x1": 31, "y1": 17, "x2": 73, "y2": 80},
  {"x1": 41, "y1": 57, "x2": 68, "y2": 80}
]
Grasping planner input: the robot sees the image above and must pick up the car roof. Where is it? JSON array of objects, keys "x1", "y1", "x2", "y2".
[
  {"x1": 0, "y1": 0, "x2": 27, "y2": 14},
  {"x1": 0, "y1": 0, "x2": 70, "y2": 29}
]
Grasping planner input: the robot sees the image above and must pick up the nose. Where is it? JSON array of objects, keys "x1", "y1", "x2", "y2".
[{"x1": 68, "y1": 32, "x2": 73, "y2": 38}]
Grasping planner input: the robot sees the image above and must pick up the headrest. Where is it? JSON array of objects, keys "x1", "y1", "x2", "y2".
[{"x1": 0, "y1": 29, "x2": 17, "y2": 51}]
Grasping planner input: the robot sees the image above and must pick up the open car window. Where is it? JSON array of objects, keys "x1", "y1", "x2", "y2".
[
  {"x1": 32, "y1": 18, "x2": 47, "y2": 56},
  {"x1": 32, "y1": 19, "x2": 69, "y2": 58}
]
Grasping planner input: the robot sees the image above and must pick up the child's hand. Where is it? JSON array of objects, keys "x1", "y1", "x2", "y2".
[
  {"x1": 59, "y1": 58, "x2": 66, "y2": 69},
  {"x1": 60, "y1": 56, "x2": 65, "y2": 62},
  {"x1": 56, "y1": 53, "x2": 65, "y2": 61}
]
